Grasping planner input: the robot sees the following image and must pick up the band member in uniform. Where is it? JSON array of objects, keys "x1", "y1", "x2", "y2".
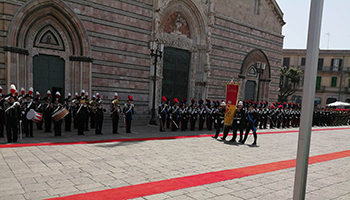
[
  {"x1": 111, "y1": 93, "x2": 120, "y2": 134},
  {"x1": 95, "y1": 97, "x2": 106, "y2": 135},
  {"x1": 4, "y1": 91, "x2": 20, "y2": 143},
  {"x1": 76, "y1": 96, "x2": 89, "y2": 135},
  {"x1": 89, "y1": 95, "x2": 96, "y2": 129},
  {"x1": 158, "y1": 96, "x2": 167, "y2": 132},
  {"x1": 23, "y1": 87, "x2": 36, "y2": 137},
  {"x1": 198, "y1": 99, "x2": 206, "y2": 131},
  {"x1": 73, "y1": 92, "x2": 79, "y2": 129},
  {"x1": 43, "y1": 90, "x2": 53, "y2": 132},
  {"x1": 212, "y1": 101, "x2": 226, "y2": 139},
  {"x1": 64, "y1": 94, "x2": 73, "y2": 132},
  {"x1": 171, "y1": 98, "x2": 179, "y2": 131},
  {"x1": 241, "y1": 103, "x2": 258, "y2": 145},
  {"x1": 34, "y1": 91, "x2": 44, "y2": 130},
  {"x1": 52, "y1": 92, "x2": 63, "y2": 136},
  {"x1": 228, "y1": 101, "x2": 245, "y2": 143},
  {"x1": 123, "y1": 95, "x2": 134, "y2": 133},
  {"x1": 83, "y1": 90, "x2": 90, "y2": 131}
]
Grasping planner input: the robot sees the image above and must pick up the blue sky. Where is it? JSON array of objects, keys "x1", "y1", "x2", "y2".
[{"x1": 276, "y1": 0, "x2": 350, "y2": 50}]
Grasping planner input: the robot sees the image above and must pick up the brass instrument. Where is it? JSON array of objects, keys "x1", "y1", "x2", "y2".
[
  {"x1": 112, "y1": 99, "x2": 118, "y2": 105},
  {"x1": 89, "y1": 99, "x2": 96, "y2": 113}
]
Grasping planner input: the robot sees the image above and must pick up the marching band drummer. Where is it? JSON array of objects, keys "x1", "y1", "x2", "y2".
[
  {"x1": 52, "y1": 92, "x2": 63, "y2": 136},
  {"x1": 123, "y1": 96, "x2": 134, "y2": 133},
  {"x1": 110, "y1": 93, "x2": 120, "y2": 134},
  {"x1": 64, "y1": 93, "x2": 73, "y2": 132},
  {"x1": 34, "y1": 91, "x2": 44, "y2": 130}
]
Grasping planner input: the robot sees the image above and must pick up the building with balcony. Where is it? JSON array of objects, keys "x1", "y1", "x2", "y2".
[{"x1": 282, "y1": 49, "x2": 350, "y2": 107}]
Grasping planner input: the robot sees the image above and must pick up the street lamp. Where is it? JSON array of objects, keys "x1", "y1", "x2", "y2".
[
  {"x1": 149, "y1": 41, "x2": 164, "y2": 125},
  {"x1": 255, "y1": 62, "x2": 266, "y2": 102}
]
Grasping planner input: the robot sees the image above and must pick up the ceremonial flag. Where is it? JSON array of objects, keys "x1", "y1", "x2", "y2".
[{"x1": 224, "y1": 83, "x2": 240, "y2": 126}]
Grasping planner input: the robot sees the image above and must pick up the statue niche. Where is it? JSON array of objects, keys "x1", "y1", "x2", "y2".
[{"x1": 164, "y1": 12, "x2": 190, "y2": 38}]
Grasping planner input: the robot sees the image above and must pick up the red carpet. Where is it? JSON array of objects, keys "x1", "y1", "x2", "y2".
[
  {"x1": 1, "y1": 127, "x2": 349, "y2": 149},
  {"x1": 47, "y1": 149, "x2": 350, "y2": 200}
]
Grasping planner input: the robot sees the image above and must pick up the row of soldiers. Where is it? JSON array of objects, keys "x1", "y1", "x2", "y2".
[
  {"x1": 0, "y1": 84, "x2": 136, "y2": 143},
  {"x1": 158, "y1": 98, "x2": 350, "y2": 143},
  {"x1": 158, "y1": 98, "x2": 304, "y2": 132}
]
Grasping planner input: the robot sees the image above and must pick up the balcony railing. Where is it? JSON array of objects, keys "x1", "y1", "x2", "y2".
[{"x1": 315, "y1": 86, "x2": 325, "y2": 92}]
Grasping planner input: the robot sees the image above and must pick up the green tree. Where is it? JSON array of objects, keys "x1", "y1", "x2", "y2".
[{"x1": 278, "y1": 66, "x2": 303, "y2": 102}]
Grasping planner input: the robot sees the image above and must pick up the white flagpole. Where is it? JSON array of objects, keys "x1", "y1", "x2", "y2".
[{"x1": 293, "y1": 0, "x2": 324, "y2": 200}]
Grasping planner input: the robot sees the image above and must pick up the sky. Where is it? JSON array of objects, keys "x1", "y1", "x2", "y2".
[{"x1": 276, "y1": 0, "x2": 350, "y2": 50}]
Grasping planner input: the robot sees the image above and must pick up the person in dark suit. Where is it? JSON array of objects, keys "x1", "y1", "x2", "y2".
[{"x1": 241, "y1": 103, "x2": 258, "y2": 146}]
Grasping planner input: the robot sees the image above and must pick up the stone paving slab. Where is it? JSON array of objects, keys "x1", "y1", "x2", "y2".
[{"x1": 0, "y1": 126, "x2": 349, "y2": 199}]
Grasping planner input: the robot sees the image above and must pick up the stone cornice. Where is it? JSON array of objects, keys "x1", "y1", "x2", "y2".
[
  {"x1": 69, "y1": 56, "x2": 93, "y2": 62},
  {"x1": 266, "y1": 0, "x2": 286, "y2": 26},
  {"x1": 3, "y1": 46, "x2": 29, "y2": 55}
]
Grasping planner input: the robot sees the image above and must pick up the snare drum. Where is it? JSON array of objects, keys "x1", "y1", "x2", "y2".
[
  {"x1": 52, "y1": 108, "x2": 69, "y2": 122},
  {"x1": 26, "y1": 109, "x2": 43, "y2": 123}
]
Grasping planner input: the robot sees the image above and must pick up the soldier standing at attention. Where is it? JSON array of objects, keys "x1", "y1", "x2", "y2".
[
  {"x1": 189, "y1": 99, "x2": 198, "y2": 131},
  {"x1": 158, "y1": 96, "x2": 167, "y2": 132},
  {"x1": 123, "y1": 96, "x2": 134, "y2": 133},
  {"x1": 241, "y1": 103, "x2": 258, "y2": 146},
  {"x1": 198, "y1": 99, "x2": 206, "y2": 131},
  {"x1": 111, "y1": 93, "x2": 120, "y2": 134},
  {"x1": 212, "y1": 101, "x2": 226, "y2": 139},
  {"x1": 171, "y1": 98, "x2": 180, "y2": 131},
  {"x1": 166, "y1": 98, "x2": 171, "y2": 129}
]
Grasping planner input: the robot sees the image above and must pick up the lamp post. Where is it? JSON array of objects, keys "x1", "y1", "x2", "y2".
[
  {"x1": 255, "y1": 62, "x2": 266, "y2": 102},
  {"x1": 149, "y1": 41, "x2": 164, "y2": 125}
]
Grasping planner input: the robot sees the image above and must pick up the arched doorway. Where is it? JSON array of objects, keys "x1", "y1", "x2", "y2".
[
  {"x1": 152, "y1": 0, "x2": 208, "y2": 106},
  {"x1": 5, "y1": 0, "x2": 92, "y2": 96},
  {"x1": 239, "y1": 49, "x2": 271, "y2": 102}
]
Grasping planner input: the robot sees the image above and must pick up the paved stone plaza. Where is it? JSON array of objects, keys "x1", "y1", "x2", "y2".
[{"x1": 0, "y1": 125, "x2": 350, "y2": 200}]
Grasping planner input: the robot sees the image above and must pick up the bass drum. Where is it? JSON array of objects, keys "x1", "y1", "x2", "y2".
[{"x1": 52, "y1": 108, "x2": 69, "y2": 122}]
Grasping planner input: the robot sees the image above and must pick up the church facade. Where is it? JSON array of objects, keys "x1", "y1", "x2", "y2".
[{"x1": 0, "y1": 0, "x2": 285, "y2": 123}]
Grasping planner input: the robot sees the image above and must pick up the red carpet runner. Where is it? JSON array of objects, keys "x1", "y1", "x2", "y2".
[
  {"x1": 1, "y1": 127, "x2": 349, "y2": 149},
  {"x1": 48, "y1": 149, "x2": 350, "y2": 200}
]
